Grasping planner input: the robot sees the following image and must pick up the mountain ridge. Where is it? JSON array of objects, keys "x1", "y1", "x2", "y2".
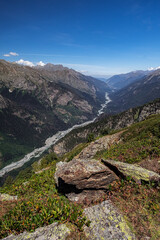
[
  {"x1": 106, "y1": 69, "x2": 160, "y2": 114},
  {"x1": 0, "y1": 59, "x2": 110, "y2": 170},
  {"x1": 106, "y1": 70, "x2": 151, "y2": 90}
]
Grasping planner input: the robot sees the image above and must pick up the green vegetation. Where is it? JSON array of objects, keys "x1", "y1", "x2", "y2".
[
  {"x1": 95, "y1": 114, "x2": 160, "y2": 164},
  {"x1": 109, "y1": 179, "x2": 160, "y2": 239},
  {"x1": 94, "y1": 114, "x2": 160, "y2": 239},
  {"x1": 32, "y1": 152, "x2": 58, "y2": 172},
  {"x1": 87, "y1": 133, "x2": 95, "y2": 142},
  {"x1": 0, "y1": 132, "x2": 33, "y2": 169},
  {"x1": 59, "y1": 103, "x2": 83, "y2": 116},
  {"x1": 1, "y1": 113, "x2": 160, "y2": 239},
  {"x1": 56, "y1": 103, "x2": 84, "y2": 125},
  {"x1": 0, "y1": 154, "x2": 89, "y2": 238},
  {"x1": 61, "y1": 143, "x2": 89, "y2": 162}
]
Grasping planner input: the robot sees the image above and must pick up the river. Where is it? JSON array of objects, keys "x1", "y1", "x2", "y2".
[{"x1": 0, "y1": 93, "x2": 111, "y2": 177}]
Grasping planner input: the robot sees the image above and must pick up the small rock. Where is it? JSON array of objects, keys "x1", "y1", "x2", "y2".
[
  {"x1": 35, "y1": 166, "x2": 50, "y2": 174},
  {"x1": 66, "y1": 190, "x2": 106, "y2": 205},
  {"x1": 0, "y1": 193, "x2": 17, "y2": 201}
]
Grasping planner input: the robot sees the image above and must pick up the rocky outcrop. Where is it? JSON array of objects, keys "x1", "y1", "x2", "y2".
[
  {"x1": 55, "y1": 159, "x2": 118, "y2": 204},
  {"x1": 84, "y1": 200, "x2": 136, "y2": 240},
  {"x1": 74, "y1": 132, "x2": 122, "y2": 160},
  {"x1": 0, "y1": 95, "x2": 8, "y2": 109},
  {"x1": 2, "y1": 201, "x2": 136, "y2": 240},
  {"x1": 102, "y1": 159, "x2": 160, "y2": 184},
  {"x1": 2, "y1": 222, "x2": 71, "y2": 240}
]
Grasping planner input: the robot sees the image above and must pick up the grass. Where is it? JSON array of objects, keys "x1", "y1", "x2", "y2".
[
  {"x1": 0, "y1": 158, "x2": 90, "y2": 239},
  {"x1": 94, "y1": 114, "x2": 160, "y2": 239},
  {"x1": 60, "y1": 142, "x2": 89, "y2": 162},
  {"x1": 108, "y1": 179, "x2": 160, "y2": 240},
  {"x1": 1, "y1": 114, "x2": 160, "y2": 239},
  {"x1": 95, "y1": 114, "x2": 160, "y2": 164},
  {"x1": 0, "y1": 132, "x2": 33, "y2": 169}
]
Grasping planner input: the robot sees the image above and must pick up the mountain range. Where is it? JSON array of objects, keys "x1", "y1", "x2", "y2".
[
  {"x1": 0, "y1": 60, "x2": 109, "y2": 169},
  {"x1": 106, "y1": 70, "x2": 150, "y2": 90},
  {"x1": 106, "y1": 69, "x2": 160, "y2": 114},
  {"x1": 1, "y1": 59, "x2": 160, "y2": 171}
]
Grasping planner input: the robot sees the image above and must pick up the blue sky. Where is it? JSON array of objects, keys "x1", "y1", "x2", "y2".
[{"x1": 1, "y1": 0, "x2": 160, "y2": 76}]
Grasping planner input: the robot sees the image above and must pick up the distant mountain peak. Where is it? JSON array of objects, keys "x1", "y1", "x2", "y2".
[
  {"x1": 35, "y1": 63, "x2": 69, "y2": 72},
  {"x1": 106, "y1": 70, "x2": 151, "y2": 90}
]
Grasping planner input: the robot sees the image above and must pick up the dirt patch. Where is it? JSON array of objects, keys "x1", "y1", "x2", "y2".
[
  {"x1": 138, "y1": 158, "x2": 160, "y2": 174},
  {"x1": 0, "y1": 200, "x2": 17, "y2": 218}
]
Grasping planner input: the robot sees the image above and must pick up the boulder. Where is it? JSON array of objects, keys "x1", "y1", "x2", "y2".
[
  {"x1": 0, "y1": 193, "x2": 17, "y2": 201},
  {"x1": 55, "y1": 159, "x2": 118, "y2": 204},
  {"x1": 102, "y1": 159, "x2": 160, "y2": 184},
  {"x1": 83, "y1": 200, "x2": 136, "y2": 240},
  {"x1": 2, "y1": 222, "x2": 71, "y2": 240}
]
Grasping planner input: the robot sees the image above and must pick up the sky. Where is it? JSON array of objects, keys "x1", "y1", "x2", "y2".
[{"x1": 1, "y1": 0, "x2": 160, "y2": 76}]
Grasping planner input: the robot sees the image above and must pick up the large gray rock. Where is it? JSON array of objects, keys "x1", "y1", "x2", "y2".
[
  {"x1": 55, "y1": 159, "x2": 118, "y2": 191},
  {"x1": 2, "y1": 222, "x2": 71, "y2": 240},
  {"x1": 102, "y1": 159, "x2": 160, "y2": 184},
  {"x1": 55, "y1": 159, "x2": 118, "y2": 204},
  {"x1": 84, "y1": 200, "x2": 136, "y2": 240}
]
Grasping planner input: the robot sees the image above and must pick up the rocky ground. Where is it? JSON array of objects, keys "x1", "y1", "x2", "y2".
[{"x1": 2, "y1": 130, "x2": 160, "y2": 240}]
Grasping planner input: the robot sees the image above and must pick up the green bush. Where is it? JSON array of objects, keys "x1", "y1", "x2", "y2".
[
  {"x1": 87, "y1": 133, "x2": 94, "y2": 142},
  {"x1": 0, "y1": 166, "x2": 89, "y2": 238}
]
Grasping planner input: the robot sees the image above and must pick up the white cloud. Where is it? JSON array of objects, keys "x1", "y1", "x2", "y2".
[
  {"x1": 148, "y1": 66, "x2": 160, "y2": 71},
  {"x1": 16, "y1": 59, "x2": 35, "y2": 67},
  {"x1": 37, "y1": 61, "x2": 45, "y2": 66},
  {"x1": 148, "y1": 67, "x2": 154, "y2": 71},
  {"x1": 9, "y1": 52, "x2": 19, "y2": 56},
  {"x1": 3, "y1": 51, "x2": 19, "y2": 57}
]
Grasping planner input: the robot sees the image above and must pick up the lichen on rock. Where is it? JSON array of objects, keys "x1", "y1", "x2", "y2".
[
  {"x1": 2, "y1": 222, "x2": 71, "y2": 240},
  {"x1": 83, "y1": 200, "x2": 136, "y2": 240},
  {"x1": 0, "y1": 193, "x2": 17, "y2": 201},
  {"x1": 102, "y1": 159, "x2": 160, "y2": 184}
]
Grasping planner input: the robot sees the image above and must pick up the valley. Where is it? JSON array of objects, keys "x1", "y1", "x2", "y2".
[
  {"x1": 1, "y1": 1, "x2": 160, "y2": 239},
  {"x1": 0, "y1": 93, "x2": 111, "y2": 177},
  {"x1": 0, "y1": 60, "x2": 110, "y2": 171},
  {"x1": 0, "y1": 60, "x2": 160, "y2": 240}
]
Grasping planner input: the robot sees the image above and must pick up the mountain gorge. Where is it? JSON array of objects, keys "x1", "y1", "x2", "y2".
[{"x1": 0, "y1": 60, "x2": 110, "y2": 169}]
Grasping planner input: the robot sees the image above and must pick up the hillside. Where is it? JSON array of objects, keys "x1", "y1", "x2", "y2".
[
  {"x1": 52, "y1": 98, "x2": 160, "y2": 156},
  {"x1": 0, "y1": 108, "x2": 160, "y2": 240},
  {"x1": 0, "y1": 60, "x2": 109, "y2": 170},
  {"x1": 106, "y1": 69, "x2": 160, "y2": 114},
  {"x1": 106, "y1": 70, "x2": 150, "y2": 90}
]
